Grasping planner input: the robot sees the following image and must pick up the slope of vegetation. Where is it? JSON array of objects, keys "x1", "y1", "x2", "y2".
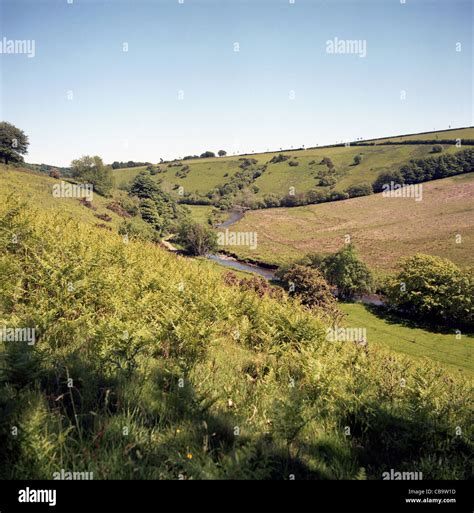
[
  {"x1": 0, "y1": 197, "x2": 472, "y2": 480},
  {"x1": 225, "y1": 173, "x2": 474, "y2": 271},
  {"x1": 111, "y1": 128, "x2": 474, "y2": 208}
]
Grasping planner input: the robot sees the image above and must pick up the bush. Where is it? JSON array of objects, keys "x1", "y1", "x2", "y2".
[
  {"x1": 431, "y1": 145, "x2": 443, "y2": 153},
  {"x1": 280, "y1": 264, "x2": 340, "y2": 317},
  {"x1": 386, "y1": 254, "x2": 474, "y2": 328},
  {"x1": 345, "y1": 183, "x2": 373, "y2": 198},
  {"x1": 200, "y1": 151, "x2": 216, "y2": 159},
  {"x1": 353, "y1": 155, "x2": 362, "y2": 165},
  {"x1": 321, "y1": 244, "x2": 373, "y2": 299},
  {"x1": 269, "y1": 154, "x2": 290, "y2": 164},
  {"x1": 176, "y1": 221, "x2": 218, "y2": 256},
  {"x1": 70, "y1": 155, "x2": 114, "y2": 196},
  {"x1": 372, "y1": 170, "x2": 404, "y2": 193}
]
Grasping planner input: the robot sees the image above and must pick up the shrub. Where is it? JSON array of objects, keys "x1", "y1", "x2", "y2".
[
  {"x1": 269, "y1": 154, "x2": 290, "y2": 164},
  {"x1": 321, "y1": 244, "x2": 373, "y2": 299},
  {"x1": 280, "y1": 264, "x2": 340, "y2": 317},
  {"x1": 222, "y1": 271, "x2": 284, "y2": 299},
  {"x1": 107, "y1": 202, "x2": 132, "y2": 218},
  {"x1": 372, "y1": 170, "x2": 404, "y2": 193},
  {"x1": 176, "y1": 221, "x2": 218, "y2": 256},
  {"x1": 200, "y1": 151, "x2": 216, "y2": 159},
  {"x1": 353, "y1": 155, "x2": 362, "y2": 165},
  {"x1": 345, "y1": 183, "x2": 373, "y2": 198},
  {"x1": 70, "y1": 155, "x2": 114, "y2": 196},
  {"x1": 386, "y1": 253, "x2": 474, "y2": 328},
  {"x1": 431, "y1": 145, "x2": 443, "y2": 153},
  {"x1": 94, "y1": 213, "x2": 112, "y2": 222}
]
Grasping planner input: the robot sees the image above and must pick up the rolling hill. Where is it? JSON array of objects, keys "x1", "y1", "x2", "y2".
[{"x1": 111, "y1": 127, "x2": 474, "y2": 204}]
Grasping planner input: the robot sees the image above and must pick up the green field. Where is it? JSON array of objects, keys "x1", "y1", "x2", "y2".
[
  {"x1": 340, "y1": 303, "x2": 474, "y2": 377},
  {"x1": 225, "y1": 172, "x2": 474, "y2": 271},
  {"x1": 111, "y1": 128, "x2": 474, "y2": 201}
]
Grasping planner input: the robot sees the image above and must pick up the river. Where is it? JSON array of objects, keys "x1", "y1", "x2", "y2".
[{"x1": 185, "y1": 209, "x2": 384, "y2": 305}]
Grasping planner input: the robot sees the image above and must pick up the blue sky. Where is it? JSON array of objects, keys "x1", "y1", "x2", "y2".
[{"x1": 0, "y1": 0, "x2": 472, "y2": 166}]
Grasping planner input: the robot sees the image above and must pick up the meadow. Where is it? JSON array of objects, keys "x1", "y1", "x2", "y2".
[
  {"x1": 340, "y1": 304, "x2": 473, "y2": 377},
  {"x1": 224, "y1": 172, "x2": 474, "y2": 271}
]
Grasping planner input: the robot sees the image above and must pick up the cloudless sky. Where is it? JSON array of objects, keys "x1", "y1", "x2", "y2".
[{"x1": 0, "y1": 0, "x2": 472, "y2": 166}]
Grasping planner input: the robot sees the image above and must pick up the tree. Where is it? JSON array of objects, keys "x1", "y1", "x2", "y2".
[
  {"x1": 0, "y1": 122, "x2": 29, "y2": 164},
  {"x1": 176, "y1": 221, "x2": 218, "y2": 256},
  {"x1": 280, "y1": 264, "x2": 340, "y2": 319},
  {"x1": 372, "y1": 170, "x2": 404, "y2": 193},
  {"x1": 353, "y1": 154, "x2": 362, "y2": 165},
  {"x1": 386, "y1": 254, "x2": 473, "y2": 328},
  {"x1": 218, "y1": 150, "x2": 227, "y2": 157},
  {"x1": 345, "y1": 183, "x2": 373, "y2": 198},
  {"x1": 321, "y1": 244, "x2": 373, "y2": 299},
  {"x1": 200, "y1": 151, "x2": 216, "y2": 159},
  {"x1": 70, "y1": 155, "x2": 114, "y2": 196}
]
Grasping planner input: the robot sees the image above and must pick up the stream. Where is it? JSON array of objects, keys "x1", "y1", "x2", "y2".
[{"x1": 193, "y1": 208, "x2": 384, "y2": 305}]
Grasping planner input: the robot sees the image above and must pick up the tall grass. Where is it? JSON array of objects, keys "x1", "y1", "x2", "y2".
[{"x1": 0, "y1": 197, "x2": 472, "y2": 479}]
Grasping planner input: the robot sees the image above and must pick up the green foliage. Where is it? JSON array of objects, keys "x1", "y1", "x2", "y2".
[
  {"x1": 129, "y1": 171, "x2": 188, "y2": 235},
  {"x1": 71, "y1": 155, "x2": 114, "y2": 196},
  {"x1": 372, "y1": 170, "x2": 404, "y2": 193},
  {"x1": 399, "y1": 149, "x2": 473, "y2": 184},
  {"x1": 0, "y1": 122, "x2": 29, "y2": 165},
  {"x1": 200, "y1": 151, "x2": 215, "y2": 159},
  {"x1": 321, "y1": 244, "x2": 373, "y2": 299},
  {"x1": 386, "y1": 253, "x2": 474, "y2": 328},
  {"x1": 345, "y1": 183, "x2": 373, "y2": 198},
  {"x1": 176, "y1": 221, "x2": 218, "y2": 256},
  {"x1": 0, "y1": 198, "x2": 472, "y2": 480},
  {"x1": 279, "y1": 264, "x2": 341, "y2": 322}
]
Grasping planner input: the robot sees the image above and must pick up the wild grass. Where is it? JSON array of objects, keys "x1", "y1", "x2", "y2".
[{"x1": 0, "y1": 197, "x2": 472, "y2": 480}]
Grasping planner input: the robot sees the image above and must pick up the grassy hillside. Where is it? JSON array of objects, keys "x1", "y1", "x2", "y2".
[
  {"x1": 341, "y1": 304, "x2": 474, "y2": 377},
  {"x1": 225, "y1": 172, "x2": 474, "y2": 271},
  {"x1": 0, "y1": 195, "x2": 472, "y2": 480},
  {"x1": 111, "y1": 128, "x2": 474, "y2": 202},
  {"x1": 0, "y1": 165, "x2": 127, "y2": 231}
]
